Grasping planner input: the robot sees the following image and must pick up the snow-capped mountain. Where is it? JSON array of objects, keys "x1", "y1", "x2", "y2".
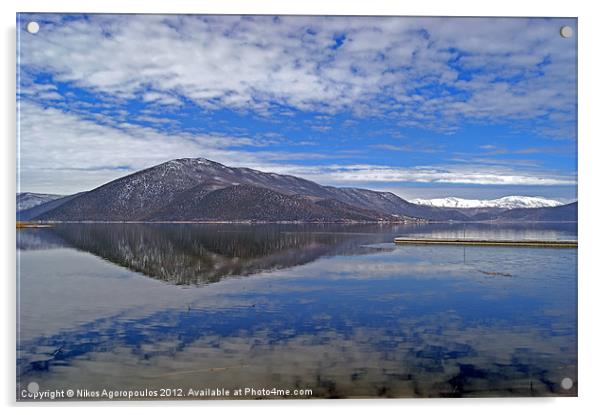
[
  {"x1": 22, "y1": 158, "x2": 576, "y2": 222},
  {"x1": 410, "y1": 196, "x2": 563, "y2": 209},
  {"x1": 17, "y1": 192, "x2": 63, "y2": 211},
  {"x1": 32, "y1": 158, "x2": 430, "y2": 222}
]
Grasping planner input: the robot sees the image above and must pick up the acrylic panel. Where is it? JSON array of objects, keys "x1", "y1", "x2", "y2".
[{"x1": 16, "y1": 14, "x2": 577, "y2": 401}]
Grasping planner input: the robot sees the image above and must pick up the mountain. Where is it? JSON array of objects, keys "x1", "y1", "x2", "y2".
[
  {"x1": 28, "y1": 223, "x2": 390, "y2": 285},
  {"x1": 324, "y1": 187, "x2": 470, "y2": 221},
  {"x1": 34, "y1": 158, "x2": 423, "y2": 222},
  {"x1": 148, "y1": 184, "x2": 392, "y2": 222},
  {"x1": 17, "y1": 192, "x2": 86, "y2": 221},
  {"x1": 29, "y1": 158, "x2": 577, "y2": 223},
  {"x1": 411, "y1": 196, "x2": 564, "y2": 209},
  {"x1": 484, "y1": 202, "x2": 578, "y2": 222},
  {"x1": 17, "y1": 192, "x2": 63, "y2": 211}
]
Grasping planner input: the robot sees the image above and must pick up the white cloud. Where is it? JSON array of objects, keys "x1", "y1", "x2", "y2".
[
  {"x1": 260, "y1": 164, "x2": 576, "y2": 187},
  {"x1": 16, "y1": 15, "x2": 578, "y2": 195},
  {"x1": 19, "y1": 15, "x2": 576, "y2": 135},
  {"x1": 19, "y1": 82, "x2": 63, "y2": 101},
  {"x1": 18, "y1": 101, "x2": 575, "y2": 194},
  {"x1": 16, "y1": 102, "x2": 333, "y2": 194},
  {"x1": 141, "y1": 92, "x2": 182, "y2": 106}
]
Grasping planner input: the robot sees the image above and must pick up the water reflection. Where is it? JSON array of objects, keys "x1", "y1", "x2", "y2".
[
  {"x1": 19, "y1": 224, "x2": 396, "y2": 285},
  {"x1": 17, "y1": 223, "x2": 577, "y2": 398},
  {"x1": 18, "y1": 222, "x2": 577, "y2": 285},
  {"x1": 18, "y1": 305, "x2": 576, "y2": 398}
]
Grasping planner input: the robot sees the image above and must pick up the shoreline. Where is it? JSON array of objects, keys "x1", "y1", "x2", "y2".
[{"x1": 18, "y1": 220, "x2": 578, "y2": 225}]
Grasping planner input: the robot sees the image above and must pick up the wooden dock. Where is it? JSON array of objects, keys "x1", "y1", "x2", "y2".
[{"x1": 393, "y1": 237, "x2": 577, "y2": 248}]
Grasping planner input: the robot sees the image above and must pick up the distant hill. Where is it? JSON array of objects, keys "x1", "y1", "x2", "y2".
[
  {"x1": 148, "y1": 184, "x2": 393, "y2": 222},
  {"x1": 17, "y1": 192, "x2": 86, "y2": 221},
  {"x1": 17, "y1": 192, "x2": 63, "y2": 211},
  {"x1": 327, "y1": 187, "x2": 469, "y2": 221},
  {"x1": 489, "y1": 202, "x2": 577, "y2": 222},
  {"x1": 411, "y1": 196, "x2": 563, "y2": 209},
  {"x1": 28, "y1": 158, "x2": 577, "y2": 223}
]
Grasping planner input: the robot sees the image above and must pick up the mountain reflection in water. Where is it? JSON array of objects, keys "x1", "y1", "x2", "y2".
[
  {"x1": 18, "y1": 222, "x2": 577, "y2": 286},
  {"x1": 19, "y1": 223, "x2": 399, "y2": 285},
  {"x1": 17, "y1": 223, "x2": 577, "y2": 398}
]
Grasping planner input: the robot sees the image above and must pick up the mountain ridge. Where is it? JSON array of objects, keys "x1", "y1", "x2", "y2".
[
  {"x1": 17, "y1": 192, "x2": 64, "y2": 211},
  {"x1": 411, "y1": 196, "x2": 564, "y2": 209},
  {"x1": 27, "y1": 158, "x2": 577, "y2": 223},
  {"x1": 33, "y1": 158, "x2": 424, "y2": 222}
]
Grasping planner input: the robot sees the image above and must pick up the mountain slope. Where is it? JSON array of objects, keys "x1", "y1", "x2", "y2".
[
  {"x1": 36, "y1": 158, "x2": 358, "y2": 221},
  {"x1": 17, "y1": 192, "x2": 86, "y2": 221},
  {"x1": 491, "y1": 202, "x2": 577, "y2": 222},
  {"x1": 326, "y1": 187, "x2": 470, "y2": 221},
  {"x1": 148, "y1": 184, "x2": 392, "y2": 222},
  {"x1": 36, "y1": 160, "x2": 227, "y2": 221}
]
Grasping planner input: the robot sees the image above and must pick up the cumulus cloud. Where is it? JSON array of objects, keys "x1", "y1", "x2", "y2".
[
  {"x1": 19, "y1": 14, "x2": 576, "y2": 136},
  {"x1": 16, "y1": 102, "x2": 323, "y2": 193},
  {"x1": 18, "y1": 101, "x2": 575, "y2": 194},
  {"x1": 259, "y1": 163, "x2": 576, "y2": 187},
  {"x1": 16, "y1": 14, "x2": 577, "y2": 195}
]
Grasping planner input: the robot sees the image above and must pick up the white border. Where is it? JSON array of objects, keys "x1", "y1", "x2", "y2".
[{"x1": 2, "y1": 1, "x2": 601, "y2": 414}]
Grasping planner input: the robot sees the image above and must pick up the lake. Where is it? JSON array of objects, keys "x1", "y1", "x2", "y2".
[{"x1": 16, "y1": 223, "x2": 578, "y2": 399}]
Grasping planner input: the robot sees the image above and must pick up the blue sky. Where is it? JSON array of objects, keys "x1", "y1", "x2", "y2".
[{"x1": 17, "y1": 14, "x2": 577, "y2": 201}]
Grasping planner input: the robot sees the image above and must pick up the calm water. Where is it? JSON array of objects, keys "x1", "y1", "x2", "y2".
[{"x1": 17, "y1": 223, "x2": 577, "y2": 399}]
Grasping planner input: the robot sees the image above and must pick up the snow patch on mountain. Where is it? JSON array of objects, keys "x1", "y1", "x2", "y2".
[
  {"x1": 17, "y1": 192, "x2": 64, "y2": 211},
  {"x1": 410, "y1": 196, "x2": 563, "y2": 209}
]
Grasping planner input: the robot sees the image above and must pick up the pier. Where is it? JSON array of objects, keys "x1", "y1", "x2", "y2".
[{"x1": 393, "y1": 237, "x2": 577, "y2": 248}]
